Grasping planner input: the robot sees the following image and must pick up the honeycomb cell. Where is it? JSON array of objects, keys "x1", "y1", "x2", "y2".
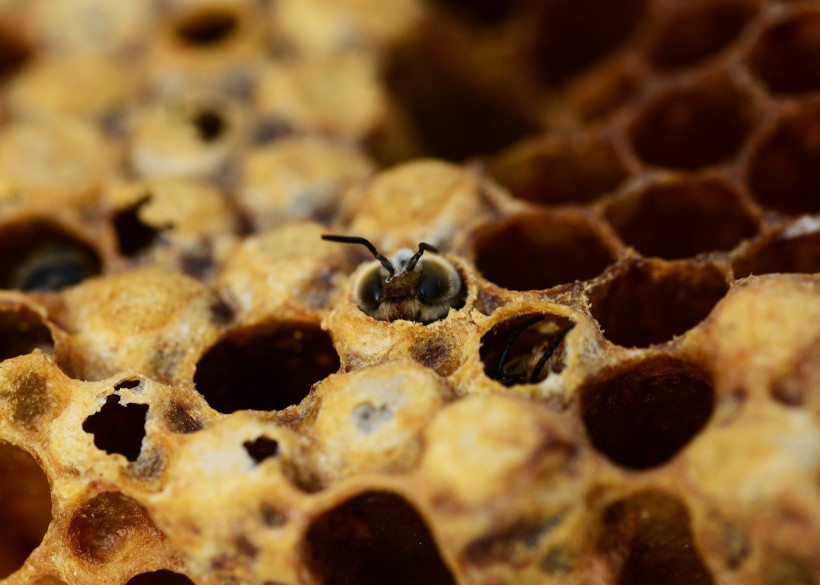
[
  {"x1": 603, "y1": 177, "x2": 758, "y2": 259},
  {"x1": 588, "y1": 260, "x2": 729, "y2": 348},
  {"x1": 733, "y1": 226, "x2": 820, "y2": 278},
  {"x1": 0, "y1": 441, "x2": 52, "y2": 579},
  {"x1": 747, "y1": 104, "x2": 820, "y2": 215},
  {"x1": 194, "y1": 322, "x2": 340, "y2": 413},
  {"x1": 488, "y1": 135, "x2": 630, "y2": 206},
  {"x1": 648, "y1": 0, "x2": 758, "y2": 70},
  {"x1": 629, "y1": 77, "x2": 757, "y2": 170},
  {"x1": 82, "y1": 395, "x2": 148, "y2": 462},
  {"x1": 480, "y1": 313, "x2": 575, "y2": 386},
  {"x1": 383, "y1": 27, "x2": 541, "y2": 161},
  {"x1": 126, "y1": 570, "x2": 195, "y2": 585},
  {"x1": 67, "y1": 492, "x2": 162, "y2": 564},
  {"x1": 534, "y1": 0, "x2": 647, "y2": 86},
  {"x1": 597, "y1": 491, "x2": 714, "y2": 584},
  {"x1": 304, "y1": 491, "x2": 456, "y2": 585},
  {"x1": 581, "y1": 357, "x2": 714, "y2": 469},
  {"x1": 748, "y1": 10, "x2": 820, "y2": 95},
  {"x1": 0, "y1": 305, "x2": 54, "y2": 362},
  {"x1": 173, "y1": 7, "x2": 240, "y2": 48},
  {"x1": 0, "y1": 220, "x2": 102, "y2": 292},
  {"x1": 473, "y1": 210, "x2": 617, "y2": 291}
]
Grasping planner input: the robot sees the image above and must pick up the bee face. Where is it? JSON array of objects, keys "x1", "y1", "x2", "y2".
[{"x1": 322, "y1": 235, "x2": 465, "y2": 324}]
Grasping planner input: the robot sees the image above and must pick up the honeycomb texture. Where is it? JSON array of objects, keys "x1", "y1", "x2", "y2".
[{"x1": 0, "y1": 0, "x2": 818, "y2": 584}]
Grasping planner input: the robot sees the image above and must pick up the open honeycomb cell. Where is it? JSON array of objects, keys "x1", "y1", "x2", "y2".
[{"x1": 0, "y1": 1, "x2": 817, "y2": 584}]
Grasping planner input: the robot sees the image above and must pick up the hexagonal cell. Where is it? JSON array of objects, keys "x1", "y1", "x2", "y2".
[
  {"x1": 304, "y1": 491, "x2": 456, "y2": 585},
  {"x1": 0, "y1": 305, "x2": 54, "y2": 362},
  {"x1": 597, "y1": 491, "x2": 714, "y2": 583},
  {"x1": 747, "y1": 104, "x2": 820, "y2": 215},
  {"x1": 733, "y1": 226, "x2": 820, "y2": 278},
  {"x1": 603, "y1": 177, "x2": 759, "y2": 259},
  {"x1": 126, "y1": 570, "x2": 195, "y2": 585},
  {"x1": 629, "y1": 76, "x2": 757, "y2": 170},
  {"x1": 0, "y1": 219, "x2": 102, "y2": 291},
  {"x1": 194, "y1": 322, "x2": 340, "y2": 413},
  {"x1": 487, "y1": 135, "x2": 630, "y2": 206},
  {"x1": 748, "y1": 10, "x2": 820, "y2": 95},
  {"x1": 581, "y1": 357, "x2": 714, "y2": 469},
  {"x1": 533, "y1": 0, "x2": 647, "y2": 86},
  {"x1": 588, "y1": 260, "x2": 729, "y2": 348},
  {"x1": 648, "y1": 0, "x2": 758, "y2": 70},
  {"x1": 383, "y1": 26, "x2": 541, "y2": 161},
  {"x1": 480, "y1": 313, "x2": 575, "y2": 386},
  {"x1": 0, "y1": 441, "x2": 52, "y2": 579},
  {"x1": 473, "y1": 210, "x2": 618, "y2": 291}
]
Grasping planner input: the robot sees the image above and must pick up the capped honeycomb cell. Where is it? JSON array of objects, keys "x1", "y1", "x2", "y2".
[
  {"x1": 747, "y1": 102, "x2": 820, "y2": 216},
  {"x1": 473, "y1": 209, "x2": 618, "y2": 291},
  {"x1": 748, "y1": 8, "x2": 820, "y2": 95},
  {"x1": 603, "y1": 177, "x2": 759, "y2": 259},
  {"x1": 629, "y1": 75, "x2": 758, "y2": 170}
]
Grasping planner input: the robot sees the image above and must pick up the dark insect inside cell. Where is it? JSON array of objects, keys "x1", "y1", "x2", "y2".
[
  {"x1": 481, "y1": 314, "x2": 576, "y2": 386},
  {"x1": 321, "y1": 234, "x2": 466, "y2": 324}
]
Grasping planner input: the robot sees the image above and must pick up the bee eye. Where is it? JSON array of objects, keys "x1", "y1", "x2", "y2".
[
  {"x1": 354, "y1": 267, "x2": 384, "y2": 312},
  {"x1": 416, "y1": 257, "x2": 461, "y2": 304}
]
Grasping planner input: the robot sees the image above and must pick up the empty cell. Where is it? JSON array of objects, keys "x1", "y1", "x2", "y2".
[
  {"x1": 305, "y1": 491, "x2": 456, "y2": 585},
  {"x1": 588, "y1": 260, "x2": 729, "y2": 348},
  {"x1": 747, "y1": 104, "x2": 820, "y2": 216},
  {"x1": 194, "y1": 322, "x2": 340, "y2": 413},
  {"x1": 629, "y1": 78, "x2": 757, "y2": 170},
  {"x1": 0, "y1": 441, "x2": 52, "y2": 579},
  {"x1": 473, "y1": 211, "x2": 617, "y2": 291},
  {"x1": 748, "y1": 10, "x2": 820, "y2": 95},
  {"x1": 604, "y1": 178, "x2": 758, "y2": 259},
  {"x1": 488, "y1": 135, "x2": 629, "y2": 206},
  {"x1": 649, "y1": 0, "x2": 758, "y2": 70},
  {"x1": 581, "y1": 357, "x2": 714, "y2": 469},
  {"x1": 0, "y1": 306, "x2": 54, "y2": 362},
  {"x1": 733, "y1": 228, "x2": 820, "y2": 277}
]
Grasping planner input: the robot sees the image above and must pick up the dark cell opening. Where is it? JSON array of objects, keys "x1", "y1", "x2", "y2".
[
  {"x1": 581, "y1": 358, "x2": 714, "y2": 469},
  {"x1": 597, "y1": 491, "x2": 715, "y2": 584},
  {"x1": 82, "y1": 395, "x2": 148, "y2": 462},
  {"x1": 473, "y1": 211, "x2": 617, "y2": 291},
  {"x1": 126, "y1": 570, "x2": 195, "y2": 585},
  {"x1": 649, "y1": 0, "x2": 758, "y2": 70},
  {"x1": 488, "y1": 135, "x2": 629, "y2": 206},
  {"x1": 733, "y1": 230, "x2": 820, "y2": 278},
  {"x1": 304, "y1": 491, "x2": 456, "y2": 585},
  {"x1": 382, "y1": 28, "x2": 542, "y2": 162},
  {"x1": 0, "y1": 220, "x2": 101, "y2": 291},
  {"x1": 629, "y1": 79, "x2": 756, "y2": 170},
  {"x1": 174, "y1": 8, "x2": 239, "y2": 46},
  {"x1": 429, "y1": 0, "x2": 517, "y2": 24},
  {"x1": 243, "y1": 436, "x2": 279, "y2": 463},
  {"x1": 748, "y1": 11, "x2": 820, "y2": 95},
  {"x1": 534, "y1": 0, "x2": 647, "y2": 86},
  {"x1": 603, "y1": 178, "x2": 759, "y2": 259},
  {"x1": 0, "y1": 306, "x2": 54, "y2": 362},
  {"x1": 114, "y1": 195, "x2": 169, "y2": 257},
  {"x1": 588, "y1": 260, "x2": 728, "y2": 348},
  {"x1": 191, "y1": 109, "x2": 226, "y2": 142},
  {"x1": 747, "y1": 105, "x2": 820, "y2": 216},
  {"x1": 67, "y1": 492, "x2": 160, "y2": 564},
  {"x1": 0, "y1": 27, "x2": 33, "y2": 82},
  {"x1": 480, "y1": 313, "x2": 575, "y2": 386},
  {"x1": 0, "y1": 441, "x2": 52, "y2": 580},
  {"x1": 194, "y1": 322, "x2": 340, "y2": 413}
]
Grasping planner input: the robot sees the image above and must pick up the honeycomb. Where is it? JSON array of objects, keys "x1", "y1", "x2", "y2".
[{"x1": 0, "y1": 0, "x2": 818, "y2": 584}]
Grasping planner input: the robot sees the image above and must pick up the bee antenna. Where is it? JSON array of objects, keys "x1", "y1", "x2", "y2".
[
  {"x1": 406, "y1": 242, "x2": 438, "y2": 271},
  {"x1": 528, "y1": 321, "x2": 576, "y2": 383},
  {"x1": 494, "y1": 315, "x2": 544, "y2": 381},
  {"x1": 322, "y1": 234, "x2": 395, "y2": 275}
]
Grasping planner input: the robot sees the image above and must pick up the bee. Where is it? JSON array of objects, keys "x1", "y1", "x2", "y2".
[
  {"x1": 322, "y1": 234, "x2": 465, "y2": 324},
  {"x1": 492, "y1": 315, "x2": 575, "y2": 386}
]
